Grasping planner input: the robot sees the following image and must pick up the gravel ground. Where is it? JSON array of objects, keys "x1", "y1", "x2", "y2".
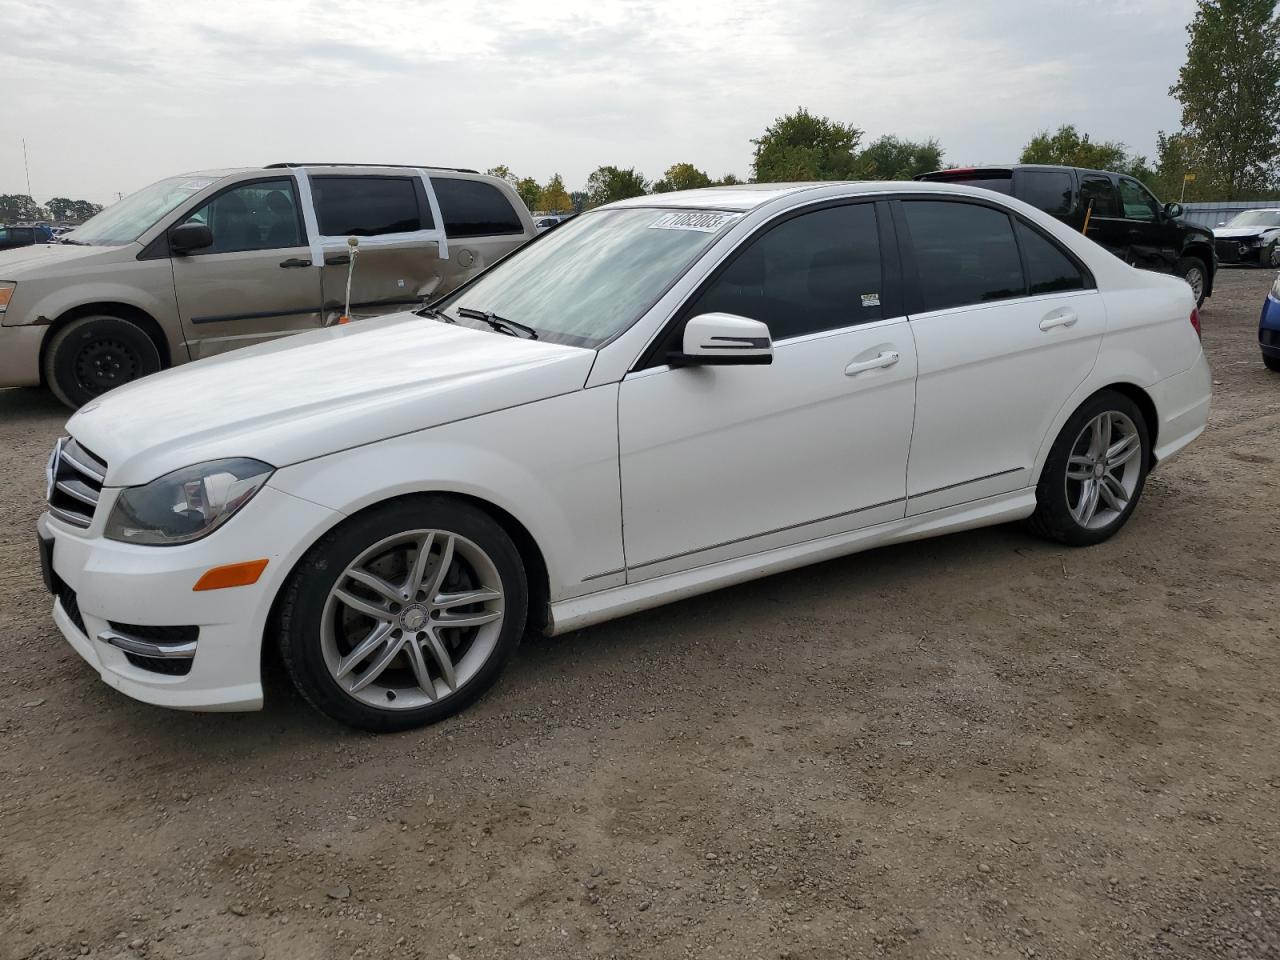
[{"x1": 1, "y1": 269, "x2": 1277, "y2": 960}]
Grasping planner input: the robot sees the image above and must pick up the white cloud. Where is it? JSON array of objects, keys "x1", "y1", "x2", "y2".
[{"x1": 0, "y1": 0, "x2": 1195, "y2": 204}]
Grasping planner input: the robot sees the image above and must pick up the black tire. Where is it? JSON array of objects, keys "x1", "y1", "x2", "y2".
[
  {"x1": 1027, "y1": 389, "x2": 1151, "y2": 547},
  {"x1": 42, "y1": 314, "x2": 163, "y2": 409},
  {"x1": 1264, "y1": 353, "x2": 1280, "y2": 373},
  {"x1": 1174, "y1": 257, "x2": 1208, "y2": 308},
  {"x1": 277, "y1": 496, "x2": 528, "y2": 732}
]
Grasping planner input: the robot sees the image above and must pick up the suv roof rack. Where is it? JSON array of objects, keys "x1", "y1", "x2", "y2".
[{"x1": 265, "y1": 162, "x2": 479, "y2": 174}]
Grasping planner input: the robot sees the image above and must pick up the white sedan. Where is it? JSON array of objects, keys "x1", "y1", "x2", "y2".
[{"x1": 38, "y1": 181, "x2": 1211, "y2": 731}]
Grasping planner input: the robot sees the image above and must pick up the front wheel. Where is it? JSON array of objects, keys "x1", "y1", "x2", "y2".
[
  {"x1": 277, "y1": 497, "x2": 528, "y2": 732},
  {"x1": 1027, "y1": 390, "x2": 1151, "y2": 547},
  {"x1": 1174, "y1": 257, "x2": 1208, "y2": 308},
  {"x1": 42, "y1": 314, "x2": 163, "y2": 409}
]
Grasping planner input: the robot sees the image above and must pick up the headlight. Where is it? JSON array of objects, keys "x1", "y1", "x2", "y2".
[
  {"x1": 1272, "y1": 273, "x2": 1280, "y2": 300},
  {"x1": 104, "y1": 458, "x2": 274, "y2": 546},
  {"x1": 0, "y1": 282, "x2": 15, "y2": 315}
]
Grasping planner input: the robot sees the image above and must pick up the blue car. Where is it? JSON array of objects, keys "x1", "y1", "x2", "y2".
[{"x1": 1262, "y1": 272, "x2": 1280, "y2": 372}]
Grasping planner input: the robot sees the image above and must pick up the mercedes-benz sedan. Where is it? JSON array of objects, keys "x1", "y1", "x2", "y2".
[{"x1": 37, "y1": 181, "x2": 1211, "y2": 731}]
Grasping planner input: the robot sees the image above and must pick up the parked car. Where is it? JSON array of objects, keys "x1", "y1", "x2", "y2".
[
  {"x1": 1260, "y1": 271, "x2": 1280, "y2": 371},
  {"x1": 0, "y1": 224, "x2": 54, "y2": 251},
  {"x1": 0, "y1": 164, "x2": 537, "y2": 408},
  {"x1": 916, "y1": 165, "x2": 1216, "y2": 307},
  {"x1": 37, "y1": 181, "x2": 1210, "y2": 731},
  {"x1": 534, "y1": 215, "x2": 572, "y2": 233},
  {"x1": 1213, "y1": 209, "x2": 1280, "y2": 268}
]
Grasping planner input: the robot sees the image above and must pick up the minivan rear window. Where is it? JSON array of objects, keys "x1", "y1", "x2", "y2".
[
  {"x1": 312, "y1": 176, "x2": 424, "y2": 237},
  {"x1": 432, "y1": 178, "x2": 524, "y2": 237}
]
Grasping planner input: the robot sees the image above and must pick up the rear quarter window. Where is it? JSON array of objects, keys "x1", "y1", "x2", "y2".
[
  {"x1": 432, "y1": 178, "x2": 525, "y2": 237},
  {"x1": 1014, "y1": 170, "x2": 1075, "y2": 216}
]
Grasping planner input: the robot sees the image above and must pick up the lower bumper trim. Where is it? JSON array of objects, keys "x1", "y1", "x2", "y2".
[{"x1": 97, "y1": 629, "x2": 197, "y2": 660}]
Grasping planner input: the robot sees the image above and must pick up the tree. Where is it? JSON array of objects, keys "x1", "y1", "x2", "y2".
[
  {"x1": 45, "y1": 197, "x2": 75, "y2": 222},
  {"x1": 569, "y1": 191, "x2": 589, "y2": 213},
  {"x1": 1169, "y1": 0, "x2": 1280, "y2": 198},
  {"x1": 1019, "y1": 124, "x2": 1131, "y2": 171},
  {"x1": 652, "y1": 162, "x2": 713, "y2": 193},
  {"x1": 67, "y1": 199, "x2": 102, "y2": 222},
  {"x1": 585, "y1": 166, "x2": 649, "y2": 207},
  {"x1": 540, "y1": 173, "x2": 572, "y2": 213},
  {"x1": 514, "y1": 177, "x2": 542, "y2": 212},
  {"x1": 854, "y1": 135, "x2": 944, "y2": 180},
  {"x1": 485, "y1": 165, "x2": 518, "y2": 186},
  {"x1": 751, "y1": 108, "x2": 862, "y2": 182},
  {"x1": 0, "y1": 194, "x2": 45, "y2": 223},
  {"x1": 716, "y1": 173, "x2": 744, "y2": 186}
]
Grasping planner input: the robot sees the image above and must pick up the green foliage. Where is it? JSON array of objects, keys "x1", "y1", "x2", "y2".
[
  {"x1": 585, "y1": 166, "x2": 650, "y2": 207},
  {"x1": 484, "y1": 165, "x2": 517, "y2": 186},
  {"x1": 1019, "y1": 125, "x2": 1132, "y2": 171},
  {"x1": 539, "y1": 174, "x2": 572, "y2": 213},
  {"x1": 0, "y1": 194, "x2": 45, "y2": 222},
  {"x1": 652, "y1": 163, "x2": 714, "y2": 193},
  {"x1": 1169, "y1": 0, "x2": 1280, "y2": 198},
  {"x1": 514, "y1": 177, "x2": 542, "y2": 212},
  {"x1": 569, "y1": 191, "x2": 589, "y2": 213},
  {"x1": 853, "y1": 135, "x2": 944, "y2": 180},
  {"x1": 751, "y1": 108, "x2": 863, "y2": 182},
  {"x1": 716, "y1": 173, "x2": 744, "y2": 186}
]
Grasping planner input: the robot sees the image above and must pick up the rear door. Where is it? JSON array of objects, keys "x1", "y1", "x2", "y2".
[
  {"x1": 896, "y1": 197, "x2": 1106, "y2": 514},
  {"x1": 311, "y1": 174, "x2": 445, "y2": 322},
  {"x1": 170, "y1": 177, "x2": 323, "y2": 360},
  {"x1": 430, "y1": 176, "x2": 532, "y2": 290}
]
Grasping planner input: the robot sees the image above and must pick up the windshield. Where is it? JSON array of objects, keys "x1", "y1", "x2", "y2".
[
  {"x1": 1225, "y1": 211, "x2": 1280, "y2": 228},
  {"x1": 435, "y1": 207, "x2": 739, "y2": 348},
  {"x1": 65, "y1": 175, "x2": 221, "y2": 245}
]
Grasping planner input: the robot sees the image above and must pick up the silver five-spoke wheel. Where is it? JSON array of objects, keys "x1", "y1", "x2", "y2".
[
  {"x1": 321, "y1": 530, "x2": 505, "y2": 710},
  {"x1": 1065, "y1": 410, "x2": 1142, "y2": 531}
]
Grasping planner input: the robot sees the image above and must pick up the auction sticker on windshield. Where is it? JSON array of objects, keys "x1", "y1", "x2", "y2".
[{"x1": 648, "y1": 211, "x2": 742, "y2": 233}]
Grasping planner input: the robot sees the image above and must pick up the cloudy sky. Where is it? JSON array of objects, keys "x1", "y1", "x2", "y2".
[{"x1": 3, "y1": 0, "x2": 1195, "y2": 205}]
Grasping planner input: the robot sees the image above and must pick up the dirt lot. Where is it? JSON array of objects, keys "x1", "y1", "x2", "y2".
[{"x1": 1, "y1": 269, "x2": 1277, "y2": 960}]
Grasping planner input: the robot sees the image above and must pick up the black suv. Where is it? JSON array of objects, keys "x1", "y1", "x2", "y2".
[{"x1": 916, "y1": 165, "x2": 1215, "y2": 306}]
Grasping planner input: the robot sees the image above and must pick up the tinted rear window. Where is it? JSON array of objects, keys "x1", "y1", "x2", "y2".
[
  {"x1": 1016, "y1": 221, "x2": 1087, "y2": 294},
  {"x1": 903, "y1": 200, "x2": 1025, "y2": 311},
  {"x1": 433, "y1": 178, "x2": 524, "y2": 237},
  {"x1": 1014, "y1": 170, "x2": 1074, "y2": 215},
  {"x1": 312, "y1": 176, "x2": 425, "y2": 236}
]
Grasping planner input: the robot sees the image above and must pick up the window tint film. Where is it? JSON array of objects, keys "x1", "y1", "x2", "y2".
[
  {"x1": 685, "y1": 203, "x2": 883, "y2": 341},
  {"x1": 902, "y1": 201, "x2": 1025, "y2": 311},
  {"x1": 312, "y1": 176, "x2": 422, "y2": 236},
  {"x1": 183, "y1": 179, "x2": 301, "y2": 254},
  {"x1": 1016, "y1": 221, "x2": 1087, "y2": 295},
  {"x1": 1079, "y1": 174, "x2": 1120, "y2": 218},
  {"x1": 1014, "y1": 169, "x2": 1074, "y2": 215},
  {"x1": 1117, "y1": 177, "x2": 1159, "y2": 222},
  {"x1": 433, "y1": 178, "x2": 524, "y2": 237}
]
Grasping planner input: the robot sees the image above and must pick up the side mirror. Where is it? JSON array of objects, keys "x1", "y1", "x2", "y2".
[
  {"x1": 1163, "y1": 202, "x2": 1184, "y2": 220},
  {"x1": 169, "y1": 222, "x2": 213, "y2": 255},
  {"x1": 670, "y1": 313, "x2": 773, "y2": 367}
]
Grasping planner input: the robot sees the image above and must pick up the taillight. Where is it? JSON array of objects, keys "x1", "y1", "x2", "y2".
[{"x1": 1190, "y1": 307, "x2": 1202, "y2": 339}]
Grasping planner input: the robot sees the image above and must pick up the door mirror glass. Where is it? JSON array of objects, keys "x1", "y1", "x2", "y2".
[
  {"x1": 169, "y1": 222, "x2": 214, "y2": 254},
  {"x1": 1164, "y1": 202, "x2": 1184, "y2": 220},
  {"x1": 672, "y1": 313, "x2": 773, "y2": 366}
]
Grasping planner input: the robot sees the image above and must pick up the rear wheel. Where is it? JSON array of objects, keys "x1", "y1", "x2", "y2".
[
  {"x1": 42, "y1": 314, "x2": 162, "y2": 409},
  {"x1": 1027, "y1": 390, "x2": 1151, "y2": 547},
  {"x1": 1174, "y1": 257, "x2": 1208, "y2": 308},
  {"x1": 277, "y1": 497, "x2": 528, "y2": 732}
]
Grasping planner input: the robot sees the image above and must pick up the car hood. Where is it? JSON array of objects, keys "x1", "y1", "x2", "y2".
[
  {"x1": 0, "y1": 241, "x2": 130, "y2": 277},
  {"x1": 67, "y1": 313, "x2": 596, "y2": 487},
  {"x1": 1213, "y1": 226, "x2": 1276, "y2": 240}
]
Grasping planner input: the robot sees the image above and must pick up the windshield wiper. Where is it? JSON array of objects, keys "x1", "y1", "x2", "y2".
[
  {"x1": 455, "y1": 306, "x2": 538, "y2": 340},
  {"x1": 415, "y1": 305, "x2": 455, "y2": 323}
]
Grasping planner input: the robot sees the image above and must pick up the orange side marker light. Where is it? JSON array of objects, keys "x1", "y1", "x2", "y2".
[{"x1": 193, "y1": 559, "x2": 269, "y2": 591}]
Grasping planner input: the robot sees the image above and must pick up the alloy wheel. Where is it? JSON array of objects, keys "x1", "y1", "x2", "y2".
[
  {"x1": 320, "y1": 529, "x2": 505, "y2": 710},
  {"x1": 1065, "y1": 411, "x2": 1143, "y2": 530},
  {"x1": 1183, "y1": 265, "x2": 1205, "y2": 303}
]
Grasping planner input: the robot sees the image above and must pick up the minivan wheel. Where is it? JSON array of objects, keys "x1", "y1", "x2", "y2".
[
  {"x1": 277, "y1": 497, "x2": 528, "y2": 732},
  {"x1": 43, "y1": 315, "x2": 163, "y2": 409},
  {"x1": 1174, "y1": 257, "x2": 1207, "y2": 307},
  {"x1": 1027, "y1": 390, "x2": 1151, "y2": 547}
]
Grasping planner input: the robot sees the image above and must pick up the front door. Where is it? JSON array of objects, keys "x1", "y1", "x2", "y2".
[
  {"x1": 171, "y1": 177, "x2": 323, "y2": 359},
  {"x1": 897, "y1": 198, "x2": 1106, "y2": 514},
  {"x1": 618, "y1": 201, "x2": 917, "y2": 581},
  {"x1": 1115, "y1": 175, "x2": 1175, "y2": 272}
]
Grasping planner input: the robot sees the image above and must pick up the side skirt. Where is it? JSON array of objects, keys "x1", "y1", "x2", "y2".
[{"x1": 547, "y1": 488, "x2": 1037, "y2": 635}]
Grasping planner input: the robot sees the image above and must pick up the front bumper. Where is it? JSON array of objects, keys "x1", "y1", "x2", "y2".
[
  {"x1": 0, "y1": 324, "x2": 47, "y2": 387},
  {"x1": 39, "y1": 483, "x2": 339, "y2": 712},
  {"x1": 1214, "y1": 239, "x2": 1267, "y2": 265}
]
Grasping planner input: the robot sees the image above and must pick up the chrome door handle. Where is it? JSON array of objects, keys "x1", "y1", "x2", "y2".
[
  {"x1": 1039, "y1": 310, "x2": 1078, "y2": 331},
  {"x1": 844, "y1": 350, "x2": 900, "y2": 376}
]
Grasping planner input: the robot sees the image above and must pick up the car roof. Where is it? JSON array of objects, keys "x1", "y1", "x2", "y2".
[{"x1": 603, "y1": 179, "x2": 1016, "y2": 213}]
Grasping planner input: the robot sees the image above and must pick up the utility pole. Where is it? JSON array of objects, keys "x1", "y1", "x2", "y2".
[{"x1": 23, "y1": 138, "x2": 32, "y2": 198}]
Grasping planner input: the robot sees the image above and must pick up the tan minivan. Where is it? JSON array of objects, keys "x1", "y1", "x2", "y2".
[{"x1": 0, "y1": 164, "x2": 537, "y2": 407}]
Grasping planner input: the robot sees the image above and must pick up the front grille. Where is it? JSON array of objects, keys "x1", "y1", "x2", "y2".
[
  {"x1": 47, "y1": 437, "x2": 108, "y2": 529},
  {"x1": 1214, "y1": 239, "x2": 1241, "y2": 263}
]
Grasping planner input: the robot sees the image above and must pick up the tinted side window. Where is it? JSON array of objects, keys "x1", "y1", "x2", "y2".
[
  {"x1": 684, "y1": 203, "x2": 884, "y2": 341},
  {"x1": 1117, "y1": 177, "x2": 1159, "y2": 222},
  {"x1": 902, "y1": 201, "x2": 1025, "y2": 311},
  {"x1": 183, "y1": 179, "x2": 301, "y2": 253},
  {"x1": 312, "y1": 176, "x2": 422, "y2": 236},
  {"x1": 1016, "y1": 221, "x2": 1087, "y2": 294},
  {"x1": 1079, "y1": 174, "x2": 1120, "y2": 218},
  {"x1": 1014, "y1": 170, "x2": 1074, "y2": 216},
  {"x1": 433, "y1": 178, "x2": 524, "y2": 237}
]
